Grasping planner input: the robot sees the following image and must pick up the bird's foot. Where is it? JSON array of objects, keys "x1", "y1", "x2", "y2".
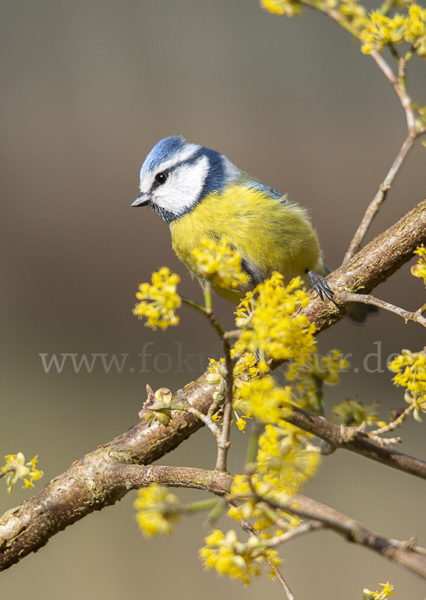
[{"x1": 307, "y1": 271, "x2": 338, "y2": 307}]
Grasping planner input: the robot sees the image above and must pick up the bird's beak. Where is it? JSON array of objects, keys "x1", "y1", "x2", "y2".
[{"x1": 131, "y1": 193, "x2": 150, "y2": 207}]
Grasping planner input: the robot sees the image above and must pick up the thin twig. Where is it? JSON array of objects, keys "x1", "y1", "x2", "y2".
[
  {"x1": 254, "y1": 491, "x2": 426, "y2": 579},
  {"x1": 183, "y1": 288, "x2": 234, "y2": 472},
  {"x1": 268, "y1": 560, "x2": 296, "y2": 600},
  {"x1": 183, "y1": 405, "x2": 222, "y2": 440},
  {"x1": 240, "y1": 519, "x2": 297, "y2": 599},
  {"x1": 265, "y1": 521, "x2": 325, "y2": 547},
  {"x1": 370, "y1": 50, "x2": 415, "y2": 131},
  {"x1": 284, "y1": 403, "x2": 426, "y2": 480},
  {"x1": 215, "y1": 332, "x2": 234, "y2": 472},
  {"x1": 339, "y1": 291, "x2": 426, "y2": 327},
  {"x1": 343, "y1": 134, "x2": 415, "y2": 265},
  {"x1": 368, "y1": 407, "x2": 410, "y2": 436}
]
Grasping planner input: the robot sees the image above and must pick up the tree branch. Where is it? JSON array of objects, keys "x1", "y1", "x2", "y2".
[
  {"x1": 284, "y1": 404, "x2": 426, "y2": 479},
  {"x1": 1, "y1": 200, "x2": 426, "y2": 571},
  {"x1": 339, "y1": 291, "x2": 426, "y2": 327},
  {"x1": 258, "y1": 493, "x2": 426, "y2": 579}
]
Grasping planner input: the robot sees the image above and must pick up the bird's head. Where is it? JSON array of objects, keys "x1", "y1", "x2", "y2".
[{"x1": 132, "y1": 136, "x2": 240, "y2": 222}]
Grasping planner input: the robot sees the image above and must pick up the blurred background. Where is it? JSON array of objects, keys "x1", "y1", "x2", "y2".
[{"x1": 1, "y1": 1, "x2": 426, "y2": 598}]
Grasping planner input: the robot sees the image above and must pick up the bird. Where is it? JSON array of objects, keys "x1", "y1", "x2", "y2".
[{"x1": 132, "y1": 136, "x2": 373, "y2": 322}]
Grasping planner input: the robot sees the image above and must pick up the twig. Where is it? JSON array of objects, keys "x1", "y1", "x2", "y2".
[
  {"x1": 183, "y1": 287, "x2": 234, "y2": 472},
  {"x1": 183, "y1": 405, "x2": 222, "y2": 440},
  {"x1": 343, "y1": 134, "x2": 414, "y2": 265},
  {"x1": 368, "y1": 407, "x2": 410, "y2": 436},
  {"x1": 215, "y1": 331, "x2": 234, "y2": 472},
  {"x1": 339, "y1": 291, "x2": 426, "y2": 327},
  {"x1": 370, "y1": 50, "x2": 416, "y2": 132},
  {"x1": 265, "y1": 521, "x2": 325, "y2": 547},
  {"x1": 254, "y1": 491, "x2": 426, "y2": 579},
  {"x1": 268, "y1": 560, "x2": 296, "y2": 600},
  {"x1": 240, "y1": 518, "x2": 299, "y2": 599},
  {"x1": 284, "y1": 403, "x2": 426, "y2": 479},
  {"x1": 302, "y1": 199, "x2": 426, "y2": 332}
]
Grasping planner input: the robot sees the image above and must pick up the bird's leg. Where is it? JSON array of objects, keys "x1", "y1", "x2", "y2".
[{"x1": 307, "y1": 271, "x2": 339, "y2": 307}]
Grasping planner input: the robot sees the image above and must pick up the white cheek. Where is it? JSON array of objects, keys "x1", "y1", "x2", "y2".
[
  {"x1": 154, "y1": 156, "x2": 209, "y2": 216},
  {"x1": 139, "y1": 143, "x2": 200, "y2": 194}
]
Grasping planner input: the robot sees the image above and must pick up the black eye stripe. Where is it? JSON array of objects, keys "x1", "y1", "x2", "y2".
[{"x1": 151, "y1": 169, "x2": 169, "y2": 191}]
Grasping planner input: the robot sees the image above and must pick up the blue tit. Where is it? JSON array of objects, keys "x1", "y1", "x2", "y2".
[{"x1": 132, "y1": 136, "x2": 372, "y2": 322}]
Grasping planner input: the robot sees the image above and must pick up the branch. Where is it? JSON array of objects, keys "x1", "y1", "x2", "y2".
[
  {"x1": 258, "y1": 493, "x2": 426, "y2": 579},
  {"x1": 0, "y1": 377, "x2": 219, "y2": 571},
  {"x1": 303, "y1": 199, "x2": 426, "y2": 330},
  {"x1": 343, "y1": 134, "x2": 415, "y2": 265},
  {"x1": 369, "y1": 50, "x2": 416, "y2": 132},
  {"x1": 284, "y1": 404, "x2": 426, "y2": 480},
  {"x1": 339, "y1": 291, "x2": 426, "y2": 327},
  {"x1": 1, "y1": 200, "x2": 426, "y2": 570}
]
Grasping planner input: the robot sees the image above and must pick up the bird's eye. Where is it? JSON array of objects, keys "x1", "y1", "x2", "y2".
[{"x1": 155, "y1": 172, "x2": 168, "y2": 185}]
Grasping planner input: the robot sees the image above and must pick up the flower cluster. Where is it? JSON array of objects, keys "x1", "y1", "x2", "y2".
[
  {"x1": 192, "y1": 237, "x2": 250, "y2": 290},
  {"x1": 285, "y1": 349, "x2": 349, "y2": 412},
  {"x1": 360, "y1": 5, "x2": 426, "y2": 57},
  {"x1": 235, "y1": 273, "x2": 316, "y2": 372},
  {"x1": 415, "y1": 105, "x2": 426, "y2": 132},
  {"x1": 332, "y1": 398, "x2": 379, "y2": 426},
  {"x1": 257, "y1": 422, "x2": 321, "y2": 495},
  {"x1": 227, "y1": 474, "x2": 300, "y2": 534},
  {"x1": 363, "y1": 581, "x2": 394, "y2": 600},
  {"x1": 207, "y1": 352, "x2": 259, "y2": 430},
  {"x1": 133, "y1": 267, "x2": 181, "y2": 330},
  {"x1": 389, "y1": 348, "x2": 426, "y2": 421},
  {"x1": 411, "y1": 244, "x2": 426, "y2": 285},
  {"x1": 238, "y1": 375, "x2": 291, "y2": 424},
  {"x1": 134, "y1": 484, "x2": 181, "y2": 537},
  {"x1": 261, "y1": 0, "x2": 302, "y2": 16},
  {"x1": 286, "y1": 349, "x2": 349, "y2": 386},
  {"x1": 200, "y1": 529, "x2": 281, "y2": 584},
  {"x1": 338, "y1": 0, "x2": 369, "y2": 33},
  {"x1": 1, "y1": 453, "x2": 43, "y2": 493}
]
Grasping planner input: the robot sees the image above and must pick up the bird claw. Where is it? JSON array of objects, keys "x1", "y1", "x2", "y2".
[{"x1": 307, "y1": 271, "x2": 338, "y2": 307}]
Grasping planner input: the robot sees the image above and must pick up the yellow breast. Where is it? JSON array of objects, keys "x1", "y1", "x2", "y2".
[{"x1": 170, "y1": 184, "x2": 324, "y2": 301}]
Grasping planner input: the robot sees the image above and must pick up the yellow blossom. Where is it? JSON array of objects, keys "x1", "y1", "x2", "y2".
[
  {"x1": 257, "y1": 423, "x2": 321, "y2": 495},
  {"x1": 2, "y1": 453, "x2": 43, "y2": 493},
  {"x1": 236, "y1": 417, "x2": 247, "y2": 432},
  {"x1": 200, "y1": 528, "x2": 281, "y2": 584},
  {"x1": 227, "y1": 474, "x2": 270, "y2": 528},
  {"x1": 333, "y1": 398, "x2": 378, "y2": 426},
  {"x1": 360, "y1": 5, "x2": 426, "y2": 58},
  {"x1": 389, "y1": 348, "x2": 426, "y2": 421},
  {"x1": 238, "y1": 375, "x2": 291, "y2": 424},
  {"x1": 134, "y1": 484, "x2": 181, "y2": 537},
  {"x1": 207, "y1": 352, "x2": 258, "y2": 426},
  {"x1": 338, "y1": 0, "x2": 369, "y2": 33},
  {"x1": 411, "y1": 245, "x2": 426, "y2": 285},
  {"x1": 286, "y1": 349, "x2": 349, "y2": 385},
  {"x1": 284, "y1": 349, "x2": 349, "y2": 412},
  {"x1": 405, "y1": 4, "x2": 426, "y2": 57},
  {"x1": 235, "y1": 273, "x2": 316, "y2": 372},
  {"x1": 227, "y1": 475, "x2": 301, "y2": 534},
  {"x1": 363, "y1": 581, "x2": 395, "y2": 599},
  {"x1": 261, "y1": 0, "x2": 302, "y2": 17},
  {"x1": 415, "y1": 105, "x2": 426, "y2": 131},
  {"x1": 133, "y1": 267, "x2": 181, "y2": 330},
  {"x1": 191, "y1": 237, "x2": 250, "y2": 290}
]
